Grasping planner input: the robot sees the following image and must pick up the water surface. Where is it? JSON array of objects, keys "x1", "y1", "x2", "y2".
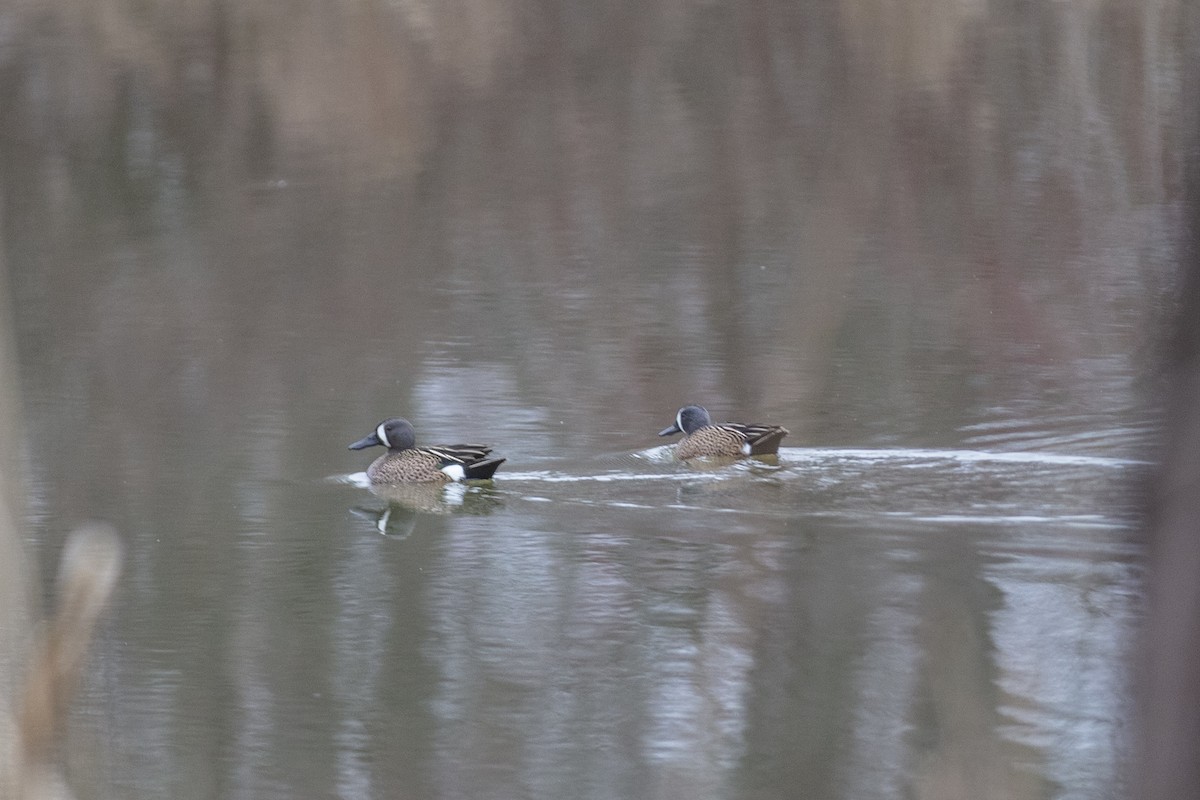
[{"x1": 0, "y1": 1, "x2": 1175, "y2": 798}]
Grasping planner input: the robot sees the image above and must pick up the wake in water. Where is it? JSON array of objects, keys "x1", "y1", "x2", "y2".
[
  {"x1": 492, "y1": 446, "x2": 1143, "y2": 484},
  {"x1": 330, "y1": 447, "x2": 1142, "y2": 486},
  {"x1": 328, "y1": 446, "x2": 1146, "y2": 530}
]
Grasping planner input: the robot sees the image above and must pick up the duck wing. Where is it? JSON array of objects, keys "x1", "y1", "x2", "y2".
[
  {"x1": 719, "y1": 424, "x2": 789, "y2": 455},
  {"x1": 423, "y1": 444, "x2": 495, "y2": 466}
]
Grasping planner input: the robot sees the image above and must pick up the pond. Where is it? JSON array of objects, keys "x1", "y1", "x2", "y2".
[{"x1": 0, "y1": 1, "x2": 1176, "y2": 798}]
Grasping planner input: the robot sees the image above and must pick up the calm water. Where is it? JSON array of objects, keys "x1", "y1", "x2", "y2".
[{"x1": 0, "y1": 1, "x2": 1179, "y2": 798}]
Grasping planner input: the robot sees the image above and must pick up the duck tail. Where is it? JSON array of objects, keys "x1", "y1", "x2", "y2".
[
  {"x1": 464, "y1": 457, "x2": 506, "y2": 480},
  {"x1": 748, "y1": 427, "x2": 789, "y2": 456}
]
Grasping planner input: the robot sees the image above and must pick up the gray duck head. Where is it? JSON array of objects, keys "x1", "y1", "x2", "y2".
[
  {"x1": 348, "y1": 418, "x2": 417, "y2": 451},
  {"x1": 658, "y1": 405, "x2": 712, "y2": 437}
]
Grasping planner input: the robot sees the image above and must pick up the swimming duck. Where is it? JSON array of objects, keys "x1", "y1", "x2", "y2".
[
  {"x1": 658, "y1": 405, "x2": 788, "y2": 460},
  {"x1": 348, "y1": 418, "x2": 505, "y2": 483}
]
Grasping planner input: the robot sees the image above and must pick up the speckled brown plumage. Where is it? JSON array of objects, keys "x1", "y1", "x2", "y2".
[
  {"x1": 349, "y1": 418, "x2": 505, "y2": 484},
  {"x1": 659, "y1": 405, "x2": 788, "y2": 460}
]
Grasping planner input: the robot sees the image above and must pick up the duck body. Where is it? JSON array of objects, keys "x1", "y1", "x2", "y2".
[
  {"x1": 349, "y1": 418, "x2": 505, "y2": 484},
  {"x1": 658, "y1": 405, "x2": 788, "y2": 460}
]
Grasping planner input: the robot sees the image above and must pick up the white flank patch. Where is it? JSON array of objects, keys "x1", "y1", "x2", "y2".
[
  {"x1": 375, "y1": 422, "x2": 390, "y2": 448},
  {"x1": 741, "y1": 442, "x2": 752, "y2": 455},
  {"x1": 441, "y1": 463, "x2": 466, "y2": 481}
]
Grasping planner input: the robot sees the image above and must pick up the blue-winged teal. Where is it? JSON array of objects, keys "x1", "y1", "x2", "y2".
[
  {"x1": 658, "y1": 405, "x2": 788, "y2": 460},
  {"x1": 348, "y1": 418, "x2": 505, "y2": 483}
]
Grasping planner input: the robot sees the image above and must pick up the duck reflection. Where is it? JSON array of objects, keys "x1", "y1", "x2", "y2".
[
  {"x1": 349, "y1": 482, "x2": 504, "y2": 537},
  {"x1": 675, "y1": 453, "x2": 783, "y2": 473}
]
